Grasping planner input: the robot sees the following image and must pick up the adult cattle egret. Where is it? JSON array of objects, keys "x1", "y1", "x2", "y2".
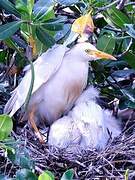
[
  {"x1": 4, "y1": 43, "x2": 115, "y2": 121},
  {"x1": 4, "y1": 14, "x2": 116, "y2": 142},
  {"x1": 48, "y1": 86, "x2": 121, "y2": 150}
]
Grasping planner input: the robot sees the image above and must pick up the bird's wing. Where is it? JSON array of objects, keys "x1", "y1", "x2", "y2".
[
  {"x1": 4, "y1": 44, "x2": 68, "y2": 116},
  {"x1": 48, "y1": 116, "x2": 81, "y2": 148},
  {"x1": 72, "y1": 101, "x2": 107, "y2": 144}
]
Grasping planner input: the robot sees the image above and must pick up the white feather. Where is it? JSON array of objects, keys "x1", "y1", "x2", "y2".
[
  {"x1": 4, "y1": 44, "x2": 68, "y2": 116},
  {"x1": 48, "y1": 87, "x2": 121, "y2": 150},
  {"x1": 4, "y1": 42, "x2": 106, "y2": 124}
]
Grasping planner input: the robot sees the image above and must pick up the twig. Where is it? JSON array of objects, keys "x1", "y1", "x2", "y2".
[
  {"x1": 122, "y1": 110, "x2": 135, "y2": 132},
  {"x1": 104, "y1": 26, "x2": 123, "y2": 32},
  {"x1": 125, "y1": 2, "x2": 135, "y2": 6},
  {"x1": 96, "y1": 0, "x2": 120, "y2": 12},
  {"x1": 117, "y1": 0, "x2": 127, "y2": 10},
  {"x1": 116, "y1": 38, "x2": 133, "y2": 58},
  {"x1": 99, "y1": 155, "x2": 122, "y2": 176},
  {"x1": 74, "y1": 160, "x2": 86, "y2": 168},
  {"x1": 35, "y1": 166, "x2": 43, "y2": 173},
  {"x1": 102, "y1": 166, "x2": 114, "y2": 176}
]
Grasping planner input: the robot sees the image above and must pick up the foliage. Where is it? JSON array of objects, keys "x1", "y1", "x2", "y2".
[
  {"x1": 0, "y1": 0, "x2": 65, "y2": 57},
  {"x1": 61, "y1": 169, "x2": 74, "y2": 180},
  {"x1": 77, "y1": 0, "x2": 135, "y2": 110},
  {"x1": 0, "y1": 115, "x2": 13, "y2": 140},
  {"x1": 38, "y1": 170, "x2": 55, "y2": 180},
  {"x1": 0, "y1": 132, "x2": 74, "y2": 179}
]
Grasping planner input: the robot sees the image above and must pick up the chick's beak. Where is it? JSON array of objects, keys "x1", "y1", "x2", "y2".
[{"x1": 85, "y1": 49, "x2": 116, "y2": 60}]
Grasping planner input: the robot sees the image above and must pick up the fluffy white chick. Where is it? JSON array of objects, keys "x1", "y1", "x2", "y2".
[{"x1": 48, "y1": 86, "x2": 121, "y2": 151}]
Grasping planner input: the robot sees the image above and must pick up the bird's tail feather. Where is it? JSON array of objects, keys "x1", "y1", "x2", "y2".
[{"x1": 4, "y1": 92, "x2": 18, "y2": 116}]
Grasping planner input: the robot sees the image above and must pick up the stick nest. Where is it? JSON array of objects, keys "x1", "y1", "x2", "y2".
[{"x1": 0, "y1": 122, "x2": 135, "y2": 179}]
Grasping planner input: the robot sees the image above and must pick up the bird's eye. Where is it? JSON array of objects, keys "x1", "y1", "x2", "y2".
[{"x1": 85, "y1": 49, "x2": 90, "y2": 53}]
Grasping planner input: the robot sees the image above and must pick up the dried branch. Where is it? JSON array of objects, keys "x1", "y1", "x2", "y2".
[{"x1": 117, "y1": 0, "x2": 127, "y2": 10}]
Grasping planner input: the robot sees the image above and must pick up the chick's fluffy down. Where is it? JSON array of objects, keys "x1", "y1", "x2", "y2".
[{"x1": 48, "y1": 87, "x2": 121, "y2": 151}]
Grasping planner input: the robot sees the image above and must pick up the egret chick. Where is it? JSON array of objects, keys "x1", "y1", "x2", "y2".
[{"x1": 48, "y1": 86, "x2": 121, "y2": 151}]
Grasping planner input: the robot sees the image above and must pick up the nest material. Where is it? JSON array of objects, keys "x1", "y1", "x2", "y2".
[{"x1": 0, "y1": 123, "x2": 135, "y2": 179}]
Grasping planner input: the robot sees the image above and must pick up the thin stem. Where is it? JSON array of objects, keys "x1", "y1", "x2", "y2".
[
  {"x1": 125, "y1": 2, "x2": 135, "y2": 6},
  {"x1": 96, "y1": 0, "x2": 120, "y2": 12},
  {"x1": 116, "y1": 38, "x2": 133, "y2": 58},
  {"x1": 117, "y1": 0, "x2": 127, "y2": 10},
  {"x1": 24, "y1": 47, "x2": 35, "y2": 111}
]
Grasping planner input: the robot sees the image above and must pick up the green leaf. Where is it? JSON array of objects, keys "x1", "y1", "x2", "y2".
[
  {"x1": 123, "y1": 51, "x2": 135, "y2": 69},
  {"x1": 119, "y1": 99, "x2": 134, "y2": 109},
  {"x1": 58, "y1": 0, "x2": 79, "y2": 5},
  {"x1": 36, "y1": 26, "x2": 55, "y2": 48},
  {"x1": 16, "y1": 0, "x2": 29, "y2": 14},
  {"x1": 5, "y1": 38, "x2": 24, "y2": 56},
  {"x1": 0, "y1": 0, "x2": 20, "y2": 16},
  {"x1": 111, "y1": 69, "x2": 135, "y2": 78},
  {"x1": 55, "y1": 24, "x2": 71, "y2": 42},
  {"x1": 104, "y1": 6, "x2": 131, "y2": 28},
  {"x1": 0, "y1": 115, "x2": 13, "y2": 140},
  {"x1": 61, "y1": 169, "x2": 74, "y2": 180},
  {"x1": 20, "y1": 17, "x2": 31, "y2": 40},
  {"x1": 0, "y1": 174, "x2": 13, "y2": 180},
  {"x1": 6, "y1": 141, "x2": 34, "y2": 170},
  {"x1": 27, "y1": 0, "x2": 34, "y2": 15},
  {"x1": 127, "y1": 101, "x2": 135, "y2": 108},
  {"x1": 102, "y1": 60, "x2": 127, "y2": 68},
  {"x1": 0, "y1": 50, "x2": 7, "y2": 63},
  {"x1": 0, "y1": 138, "x2": 16, "y2": 153},
  {"x1": 16, "y1": 0, "x2": 34, "y2": 16},
  {"x1": 121, "y1": 88, "x2": 135, "y2": 103},
  {"x1": 0, "y1": 21, "x2": 22, "y2": 40},
  {"x1": 42, "y1": 18, "x2": 64, "y2": 31},
  {"x1": 33, "y1": 0, "x2": 54, "y2": 16},
  {"x1": 16, "y1": 169, "x2": 37, "y2": 180},
  {"x1": 38, "y1": 170, "x2": 54, "y2": 180},
  {"x1": 34, "y1": 6, "x2": 55, "y2": 22},
  {"x1": 18, "y1": 153, "x2": 34, "y2": 169},
  {"x1": 97, "y1": 34, "x2": 115, "y2": 54},
  {"x1": 125, "y1": 24, "x2": 135, "y2": 39}
]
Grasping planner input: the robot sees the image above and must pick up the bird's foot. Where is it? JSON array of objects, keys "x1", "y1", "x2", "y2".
[{"x1": 29, "y1": 106, "x2": 44, "y2": 143}]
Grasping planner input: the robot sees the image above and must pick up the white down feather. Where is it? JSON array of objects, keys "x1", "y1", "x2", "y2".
[{"x1": 48, "y1": 86, "x2": 121, "y2": 150}]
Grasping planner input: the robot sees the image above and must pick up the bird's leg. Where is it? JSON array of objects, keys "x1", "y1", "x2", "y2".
[{"x1": 29, "y1": 105, "x2": 44, "y2": 143}]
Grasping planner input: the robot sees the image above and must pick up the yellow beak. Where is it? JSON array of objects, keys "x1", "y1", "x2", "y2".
[{"x1": 85, "y1": 49, "x2": 116, "y2": 60}]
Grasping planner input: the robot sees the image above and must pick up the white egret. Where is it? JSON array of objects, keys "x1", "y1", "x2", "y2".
[{"x1": 4, "y1": 14, "x2": 116, "y2": 142}]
